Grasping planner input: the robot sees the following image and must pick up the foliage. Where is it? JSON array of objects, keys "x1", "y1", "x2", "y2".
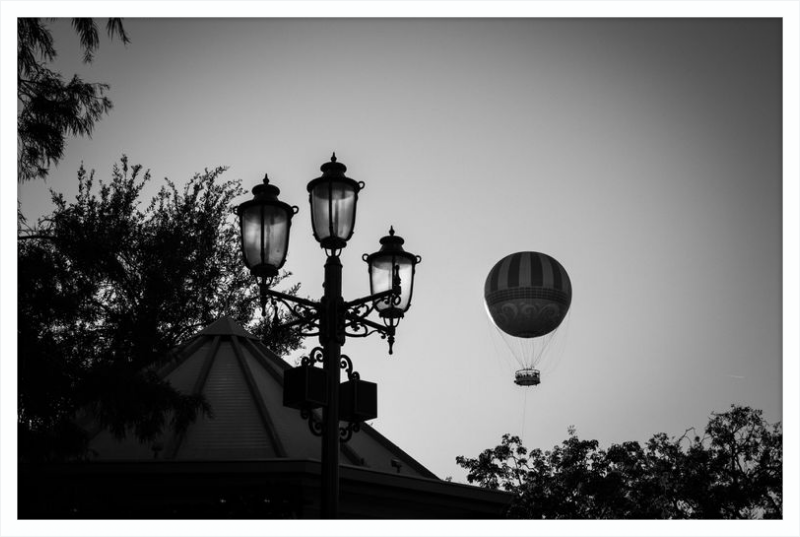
[
  {"x1": 456, "y1": 405, "x2": 781, "y2": 519},
  {"x1": 18, "y1": 157, "x2": 304, "y2": 462},
  {"x1": 17, "y1": 18, "x2": 129, "y2": 182}
]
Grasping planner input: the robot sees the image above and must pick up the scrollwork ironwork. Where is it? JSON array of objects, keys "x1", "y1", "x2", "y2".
[
  {"x1": 346, "y1": 301, "x2": 376, "y2": 319},
  {"x1": 339, "y1": 421, "x2": 361, "y2": 443},
  {"x1": 373, "y1": 295, "x2": 400, "y2": 312},
  {"x1": 343, "y1": 318, "x2": 382, "y2": 339},
  {"x1": 339, "y1": 354, "x2": 353, "y2": 378},
  {"x1": 300, "y1": 347, "x2": 324, "y2": 368},
  {"x1": 261, "y1": 288, "x2": 321, "y2": 335},
  {"x1": 339, "y1": 354, "x2": 360, "y2": 381},
  {"x1": 298, "y1": 327, "x2": 321, "y2": 337},
  {"x1": 280, "y1": 315, "x2": 320, "y2": 337},
  {"x1": 300, "y1": 409, "x2": 323, "y2": 437},
  {"x1": 271, "y1": 294, "x2": 318, "y2": 324}
]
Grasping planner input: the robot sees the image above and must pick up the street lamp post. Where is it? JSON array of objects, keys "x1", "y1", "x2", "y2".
[{"x1": 236, "y1": 154, "x2": 421, "y2": 519}]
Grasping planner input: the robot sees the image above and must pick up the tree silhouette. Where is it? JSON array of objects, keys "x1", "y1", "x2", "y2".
[
  {"x1": 17, "y1": 18, "x2": 129, "y2": 182},
  {"x1": 456, "y1": 405, "x2": 781, "y2": 519},
  {"x1": 18, "y1": 157, "x2": 304, "y2": 462}
]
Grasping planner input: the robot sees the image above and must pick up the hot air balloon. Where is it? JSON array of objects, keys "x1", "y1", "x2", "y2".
[{"x1": 484, "y1": 251, "x2": 572, "y2": 386}]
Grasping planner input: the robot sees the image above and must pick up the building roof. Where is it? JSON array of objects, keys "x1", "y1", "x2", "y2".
[{"x1": 86, "y1": 316, "x2": 437, "y2": 480}]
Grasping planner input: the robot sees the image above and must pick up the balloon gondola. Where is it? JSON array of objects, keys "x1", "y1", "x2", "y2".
[{"x1": 514, "y1": 368, "x2": 541, "y2": 386}]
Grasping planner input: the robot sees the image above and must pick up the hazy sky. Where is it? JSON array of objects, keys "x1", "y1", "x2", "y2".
[{"x1": 7, "y1": 13, "x2": 791, "y2": 492}]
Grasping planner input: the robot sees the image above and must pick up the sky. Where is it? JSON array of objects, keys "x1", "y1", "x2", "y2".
[{"x1": 3, "y1": 2, "x2": 800, "y2": 534}]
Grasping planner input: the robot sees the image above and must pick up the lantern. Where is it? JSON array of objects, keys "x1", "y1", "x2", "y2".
[
  {"x1": 236, "y1": 174, "x2": 298, "y2": 280},
  {"x1": 363, "y1": 227, "x2": 421, "y2": 326},
  {"x1": 307, "y1": 154, "x2": 364, "y2": 253}
]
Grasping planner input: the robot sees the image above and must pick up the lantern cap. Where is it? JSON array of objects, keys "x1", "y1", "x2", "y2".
[
  {"x1": 237, "y1": 173, "x2": 298, "y2": 217},
  {"x1": 252, "y1": 173, "x2": 281, "y2": 200},
  {"x1": 307, "y1": 153, "x2": 364, "y2": 192},
  {"x1": 321, "y1": 152, "x2": 347, "y2": 174},
  {"x1": 379, "y1": 226, "x2": 404, "y2": 249},
  {"x1": 363, "y1": 227, "x2": 422, "y2": 265}
]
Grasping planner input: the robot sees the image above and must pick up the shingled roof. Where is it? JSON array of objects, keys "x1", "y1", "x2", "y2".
[{"x1": 86, "y1": 316, "x2": 436, "y2": 479}]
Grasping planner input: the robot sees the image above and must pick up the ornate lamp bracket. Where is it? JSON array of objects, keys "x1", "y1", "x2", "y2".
[
  {"x1": 339, "y1": 353, "x2": 358, "y2": 381},
  {"x1": 338, "y1": 353, "x2": 363, "y2": 444},
  {"x1": 343, "y1": 291, "x2": 399, "y2": 354},
  {"x1": 294, "y1": 350, "x2": 365, "y2": 443},
  {"x1": 264, "y1": 288, "x2": 322, "y2": 336},
  {"x1": 339, "y1": 422, "x2": 361, "y2": 443},
  {"x1": 300, "y1": 408, "x2": 324, "y2": 437},
  {"x1": 296, "y1": 347, "x2": 325, "y2": 437},
  {"x1": 301, "y1": 346, "x2": 325, "y2": 368}
]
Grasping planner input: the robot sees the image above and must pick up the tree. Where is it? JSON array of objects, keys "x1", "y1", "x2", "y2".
[
  {"x1": 17, "y1": 18, "x2": 129, "y2": 182},
  {"x1": 18, "y1": 157, "x2": 304, "y2": 462},
  {"x1": 456, "y1": 405, "x2": 782, "y2": 519}
]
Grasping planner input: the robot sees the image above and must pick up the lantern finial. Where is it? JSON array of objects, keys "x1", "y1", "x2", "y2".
[
  {"x1": 389, "y1": 226, "x2": 395, "y2": 236},
  {"x1": 331, "y1": 152, "x2": 337, "y2": 162}
]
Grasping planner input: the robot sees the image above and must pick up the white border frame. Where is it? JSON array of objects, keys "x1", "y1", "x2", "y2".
[{"x1": 2, "y1": 2, "x2": 798, "y2": 536}]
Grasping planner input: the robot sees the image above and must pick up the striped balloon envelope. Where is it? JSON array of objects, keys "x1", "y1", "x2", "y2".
[{"x1": 484, "y1": 251, "x2": 572, "y2": 339}]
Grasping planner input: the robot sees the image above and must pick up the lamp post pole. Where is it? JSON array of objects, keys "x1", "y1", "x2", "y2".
[
  {"x1": 237, "y1": 154, "x2": 421, "y2": 519},
  {"x1": 321, "y1": 254, "x2": 343, "y2": 518}
]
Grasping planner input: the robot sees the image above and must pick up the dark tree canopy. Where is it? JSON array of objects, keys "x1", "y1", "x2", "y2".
[
  {"x1": 456, "y1": 405, "x2": 781, "y2": 519},
  {"x1": 17, "y1": 18, "x2": 129, "y2": 182},
  {"x1": 18, "y1": 157, "x2": 304, "y2": 462}
]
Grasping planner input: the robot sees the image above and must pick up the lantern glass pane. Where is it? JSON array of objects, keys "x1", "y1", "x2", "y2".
[
  {"x1": 311, "y1": 181, "x2": 357, "y2": 243},
  {"x1": 371, "y1": 255, "x2": 414, "y2": 313},
  {"x1": 242, "y1": 204, "x2": 289, "y2": 270}
]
